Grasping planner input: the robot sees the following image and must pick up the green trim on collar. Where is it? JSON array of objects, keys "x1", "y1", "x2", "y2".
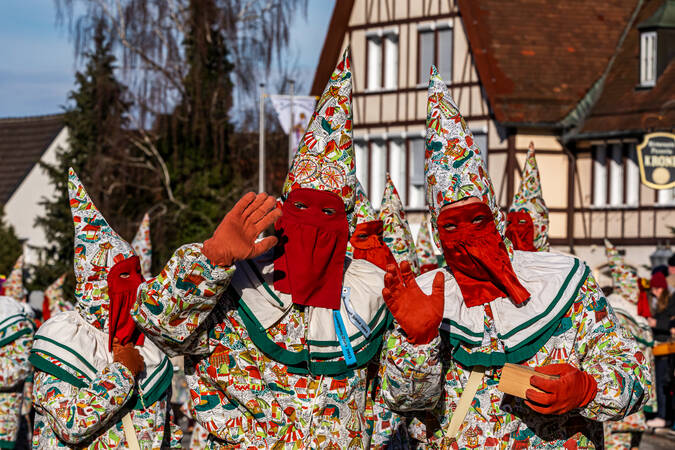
[
  {"x1": 0, "y1": 314, "x2": 24, "y2": 329},
  {"x1": 308, "y1": 303, "x2": 388, "y2": 346},
  {"x1": 29, "y1": 348, "x2": 91, "y2": 382},
  {"x1": 133, "y1": 356, "x2": 173, "y2": 409},
  {"x1": 0, "y1": 439, "x2": 16, "y2": 448},
  {"x1": 441, "y1": 318, "x2": 483, "y2": 342},
  {"x1": 500, "y1": 259, "x2": 581, "y2": 340},
  {"x1": 28, "y1": 353, "x2": 87, "y2": 388},
  {"x1": 309, "y1": 311, "x2": 392, "y2": 359},
  {"x1": 0, "y1": 328, "x2": 31, "y2": 348},
  {"x1": 449, "y1": 264, "x2": 589, "y2": 367},
  {"x1": 246, "y1": 260, "x2": 284, "y2": 307},
  {"x1": 34, "y1": 335, "x2": 98, "y2": 374}
]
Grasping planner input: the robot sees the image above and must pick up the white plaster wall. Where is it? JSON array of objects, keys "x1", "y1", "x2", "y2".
[{"x1": 4, "y1": 127, "x2": 68, "y2": 265}]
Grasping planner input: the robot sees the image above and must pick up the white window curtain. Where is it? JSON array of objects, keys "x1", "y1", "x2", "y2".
[
  {"x1": 419, "y1": 29, "x2": 434, "y2": 83},
  {"x1": 625, "y1": 144, "x2": 639, "y2": 207},
  {"x1": 408, "y1": 137, "x2": 426, "y2": 208},
  {"x1": 437, "y1": 27, "x2": 453, "y2": 80},
  {"x1": 658, "y1": 187, "x2": 675, "y2": 205},
  {"x1": 593, "y1": 145, "x2": 607, "y2": 206},
  {"x1": 367, "y1": 36, "x2": 382, "y2": 90},
  {"x1": 354, "y1": 140, "x2": 369, "y2": 193},
  {"x1": 473, "y1": 131, "x2": 488, "y2": 165},
  {"x1": 640, "y1": 31, "x2": 657, "y2": 87},
  {"x1": 384, "y1": 33, "x2": 398, "y2": 89},
  {"x1": 370, "y1": 140, "x2": 386, "y2": 209},
  {"x1": 388, "y1": 139, "x2": 406, "y2": 205},
  {"x1": 609, "y1": 144, "x2": 624, "y2": 206}
]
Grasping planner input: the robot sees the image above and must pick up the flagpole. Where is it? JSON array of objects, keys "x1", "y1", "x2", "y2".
[
  {"x1": 259, "y1": 83, "x2": 265, "y2": 193},
  {"x1": 288, "y1": 80, "x2": 295, "y2": 168}
]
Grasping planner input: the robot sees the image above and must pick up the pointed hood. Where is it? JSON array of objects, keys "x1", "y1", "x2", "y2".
[
  {"x1": 351, "y1": 179, "x2": 377, "y2": 226},
  {"x1": 131, "y1": 212, "x2": 152, "y2": 279},
  {"x1": 415, "y1": 213, "x2": 438, "y2": 269},
  {"x1": 425, "y1": 66, "x2": 505, "y2": 245},
  {"x1": 3, "y1": 254, "x2": 25, "y2": 301},
  {"x1": 43, "y1": 273, "x2": 72, "y2": 320},
  {"x1": 282, "y1": 49, "x2": 355, "y2": 214},
  {"x1": 69, "y1": 168, "x2": 134, "y2": 329},
  {"x1": 605, "y1": 239, "x2": 639, "y2": 304},
  {"x1": 509, "y1": 143, "x2": 549, "y2": 251},
  {"x1": 379, "y1": 174, "x2": 420, "y2": 273}
]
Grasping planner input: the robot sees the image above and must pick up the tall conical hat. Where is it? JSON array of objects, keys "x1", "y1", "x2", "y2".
[
  {"x1": 415, "y1": 213, "x2": 437, "y2": 268},
  {"x1": 379, "y1": 174, "x2": 420, "y2": 273},
  {"x1": 131, "y1": 212, "x2": 152, "y2": 279},
  {"x1": 69, "y1": 168, "x2": 134, "y2": 329},
  {"x1": 604, "y1": 239, "x2": 639, "y2": 304},
  {"x1": 351, "y1": 179, "x2": 377, "y2": 226},
  {"x1": 44, "y1": 273, "x2": 72, "y2": 316},
  {"x1": 425, "y1": 66, "x2": 505, "y2": 247},
  {"x1": 509, "y1": 142, "x2": 549, "y2": 251},
  {"x1": 282, "y1": 49, "x2": 355, "y2": 214},
  {"x1": 3, "y1": 254, "x2": 25, "y2": 301}
]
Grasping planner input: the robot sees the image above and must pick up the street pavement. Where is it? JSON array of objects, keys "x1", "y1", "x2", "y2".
[{"x1": 639, "y1": 430, "x2": 675, "y2": 449}]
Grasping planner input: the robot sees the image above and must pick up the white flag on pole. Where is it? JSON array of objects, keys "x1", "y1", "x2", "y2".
[{"x1": 269, "y1": 94, "x2": 316, "y2": 156}]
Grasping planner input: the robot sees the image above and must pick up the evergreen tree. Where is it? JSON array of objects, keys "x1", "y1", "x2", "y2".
[
  {"x1": 33, "y1": 20, "x2": 130, "y2": 292},
  {"x1": 0, "y1": 211, "x2": 23, "y2": 277}
]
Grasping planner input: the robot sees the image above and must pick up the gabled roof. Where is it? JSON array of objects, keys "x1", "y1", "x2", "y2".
[
  {"x1": 579, "y1": 0, "x2": 675, "y2": 136},
  {"x1": 457, "y1": 0, "x2": 641, "y2": 125},
  {"x1": 0, "y1": 114, "x2": 65, "y2": 204}
]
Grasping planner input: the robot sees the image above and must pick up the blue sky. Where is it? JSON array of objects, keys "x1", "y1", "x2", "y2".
[{"x1": 0, "y1": 0, "x2": 334, "y2": 118}]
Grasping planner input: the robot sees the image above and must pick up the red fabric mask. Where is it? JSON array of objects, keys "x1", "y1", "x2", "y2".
[
  {"x1": 437, "y1": 202, "x2": 530, "y2": 307},
  {"x1": 42, "y1": 296, "x2": 51, "y2": 322},
  {"x1": 505, "y1": 211, "x2": 536, "y2": 252},
  {"x1": 107, "y1": 256, "x2": 146, "y2": 351},
  {"x1": 274, "y1": 188, "x2": 349, "y2": 310},
  {"x1": 420, "y1": 263, "x2": 439, "y2": 274},
  {"x1": 349, "y1": 220, "x2": 397, "y2": 271}
]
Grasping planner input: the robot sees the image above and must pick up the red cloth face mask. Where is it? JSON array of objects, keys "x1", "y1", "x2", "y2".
[
  {"x1": 274, "y1": 188, "x2": 349, "y2": 310},
  {"x1": 506, "y1": 210, "x2": 536, "y2": 252},
  {"x1": 349, "y1": 220, "x2": 397, "y2": 271},
  {"x1": 107, "y1": 255, "x2": 146, "y2": 351},
  {"x1": 437, "y1": 201, "x2": 530, "y2": 307}
]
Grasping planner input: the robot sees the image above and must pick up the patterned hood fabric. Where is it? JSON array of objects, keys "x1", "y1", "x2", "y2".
[
  {"x1": 415, "y1": 213, "x2": 438, "y2": 268},
  {"x1": 509, "y1": 143, "x2": 549, "y2": 251},
  {"x1": 351, "y1": 179, "x2": 377, "y2": 226},
  {"x1": 605, "y1": 239, "x2": 639, "y2": 304},
  {"x1": 281, "y1": 49, "x2": 356, "y2": 215},
  {"x1": 379, "y1": 174, "x2": 420, "y2": 273},
  {"x1": 131, "y1": 212, "x2": 152, "y2": 279},
  {"x1": 69, "y1": 168, "x2": 135, "y2": 330},
  {"x1": 3, "y1": 255, "x2": 25, "y2": 302},
  {"x1": 44, "y1": 273, "x2": 72, "y2": 316},
  {"x1": 424, "y1": 66, "x2": 506, "y2": 247}
]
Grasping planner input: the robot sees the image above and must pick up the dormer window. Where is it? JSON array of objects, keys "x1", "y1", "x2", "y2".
[{"x1": 640, "y1": 31, "x2": 657, "y2": 87}]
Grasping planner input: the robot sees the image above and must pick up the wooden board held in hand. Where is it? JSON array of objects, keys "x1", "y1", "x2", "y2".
[{"x1": 497, "y1": 363, "x2": 559, "y2": 399}]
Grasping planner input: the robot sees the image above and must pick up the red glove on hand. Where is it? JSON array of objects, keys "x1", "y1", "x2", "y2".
[
  {"x1": 382, "y1": 261, "x2": 445, "y2": 345},
  {"x1": 525, "y1": 363, "x2": 598, "y2": 415},
  {"x1": 203, "y1": 192, "x2": 283, "y2": 267}
]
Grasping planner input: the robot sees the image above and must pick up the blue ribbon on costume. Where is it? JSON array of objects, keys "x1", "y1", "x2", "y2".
[
  {"x1": 333, "y1": 309, "x2": 357, "y2": 367},
  {"x1": 341, "y1": 287, "x2": 371, "y2": 338}
]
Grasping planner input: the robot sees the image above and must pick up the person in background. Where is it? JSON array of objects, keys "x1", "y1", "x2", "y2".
[
  {"x1": 667, "y1": 254, "x2": 675, "y2": 292},
  {"x1": 646, "y1": 271, "x2": 675, "y2": 429}
]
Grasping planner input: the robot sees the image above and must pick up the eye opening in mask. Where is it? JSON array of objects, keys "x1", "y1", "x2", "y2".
[
  {"x1": 322, "y1": 207, "x2": 336, "y2": 215},
  {"x1": 442, "y1": 222, "x2": 457, "y2": 231},
  {"x1": 119, "y1": 272, "x2": 131, "y2": 279},
  {"x1": 518, "y1": 219, "x2": 528, "y2": 224},
  {"x1": 293, "y1": 201, "x2": 308, "y2": 209},
  {"x1": 471, "y1": 214, "x2": 488, "y2": 224}
]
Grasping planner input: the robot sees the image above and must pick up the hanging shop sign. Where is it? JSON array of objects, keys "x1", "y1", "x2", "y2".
[{"x1": 636, "y1": 132, "x2": 675, "y2": 189}]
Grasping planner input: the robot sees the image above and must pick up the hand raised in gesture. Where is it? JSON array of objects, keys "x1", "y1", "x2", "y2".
[{"x1": 203, "y1": 192, "x2": 283, "y2": 267}]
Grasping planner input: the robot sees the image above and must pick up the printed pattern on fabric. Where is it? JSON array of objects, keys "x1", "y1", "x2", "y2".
[
  {"x1": 132, "y1": 212, "x2": 153, "y2": 279},
  {"x1": 282, "y1": 50, "x2": 356, "y2": 212},
  {"x1": 604, "y1": 239, "x2": 639, "y2": 305},
  {"x1": 351, "y1": 179, "x2": 377, "y2": 226},
  {"x1": 424, "y1": 66, "x2": 506, "y2": 248},
  {"x1": 509, "y1": 144, "x2": 549, "y2": 251},
  {"x1": 379, "y1": 174, "x2": 420, "y2": 273},
  {"x1": 3, "y1": 255, "x2": 25, "y2": 302},
  {"x1": 133, "y1": 243, "x2": 440, "y2": 448},
  {"x1": 415, "y1": 213, "x2": 439, "y2": 268},
  {"x1": 402, "y1": 271, "x2": 650, "y2": 449},
  {"x1": 32, "y1": 362, "x2": 181, "y2": 449},
  {"x1": 68, "y1": 168, "x2": 135, "y2": 330},
  {"x1": 44, "y1": 274, "x2": 73, "y2": 317},
  {"x1": 0, "y1": 329, "x2": 33, "y2": 447}
]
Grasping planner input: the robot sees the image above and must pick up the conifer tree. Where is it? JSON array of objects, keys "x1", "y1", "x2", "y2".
[{"x1": 0, "y1": 211, "x2": 23, "y2": 277}]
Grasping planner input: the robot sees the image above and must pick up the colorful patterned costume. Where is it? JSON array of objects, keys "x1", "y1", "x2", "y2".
[
  {"x1": 602, "y1": 240, "x2": 656, "y2": 449},
  {"x1": 132, "y1": 212, "x2": 153, "y2": 279},
  {"x1": 379, "y1": 174, "x2": 420, "y2": 274},
  {"x1": 29, "y1": 169, "x2": 180, "y2": 449},
  {"x1": 132, "y1": 52, "x2": 440, "y2": 449},
  {"x1": 389, "y1": 67, "x2": 651, "y2": 449},
  {"x1": 415, "y1": 213, "x2": 442, "y2": 272},
  {"x1": 42, "y1": 274, "x2": 73, "y2": 320},
  {"x1": 508, "y1": 143, "x2": 549, "y2": 251},
  {"x1": 2, "y1": 256, "x2": 26, "y2": 303},
  {"x1": 0, "y1": 296, "x2": 35, "y2": 449}
]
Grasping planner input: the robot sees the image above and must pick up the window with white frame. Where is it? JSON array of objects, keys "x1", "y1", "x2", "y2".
[
  {"x1": 367, "y1": 31, "x2": 398, "y2": 91},
  {"x1": 640, "y1": 31, "x2": 657, "y2": 87},
  {"x1": 625, "y1": 145, "x2": 640, "y2": 206},
  {"x1": 592, "y1": 143, "x2": 641, "y2": 208},
  {"x1": 609, "y1": 144, "x2": 624, "y2": 206},
  {"x1": 418, "y1": 23, "x2": 453, "y2": 83},
  {"x1": 354, "y1": 140, "x2": 369, "y2": 192},
  {"x1": 658, "y1": 187, "x2": 675, "y2": 205},
  {"x1": 472, "y1": 129, "x2": 488, "y2": 166},
  {"x1": 370, "y1": 140, "x2": 386, "y2": 209},
  {"x1": 408, "y1": 137, "x2": 426, "y2": 208},
  {"x1": 389, "y1": 139, "x2": 406, "y2": 205},
  {"x1": 593, "y1": 145, "x2": 608, "y2": 206}
]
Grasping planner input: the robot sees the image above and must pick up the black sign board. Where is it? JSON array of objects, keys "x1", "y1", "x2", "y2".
[{"x1": 637, "y1": 132, "x2": 675, "y2": 190}]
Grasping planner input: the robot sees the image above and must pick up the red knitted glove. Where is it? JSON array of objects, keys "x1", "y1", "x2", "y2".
[
  {"x1": 203, "y1": 192, "x2": 282, "y2": 266},
  {"x1": 382, "y1": 261, "x2": 445, "y2": 345},
  {"x1": 525, "y1": 363, "x2": 598, "y2": 415}
]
